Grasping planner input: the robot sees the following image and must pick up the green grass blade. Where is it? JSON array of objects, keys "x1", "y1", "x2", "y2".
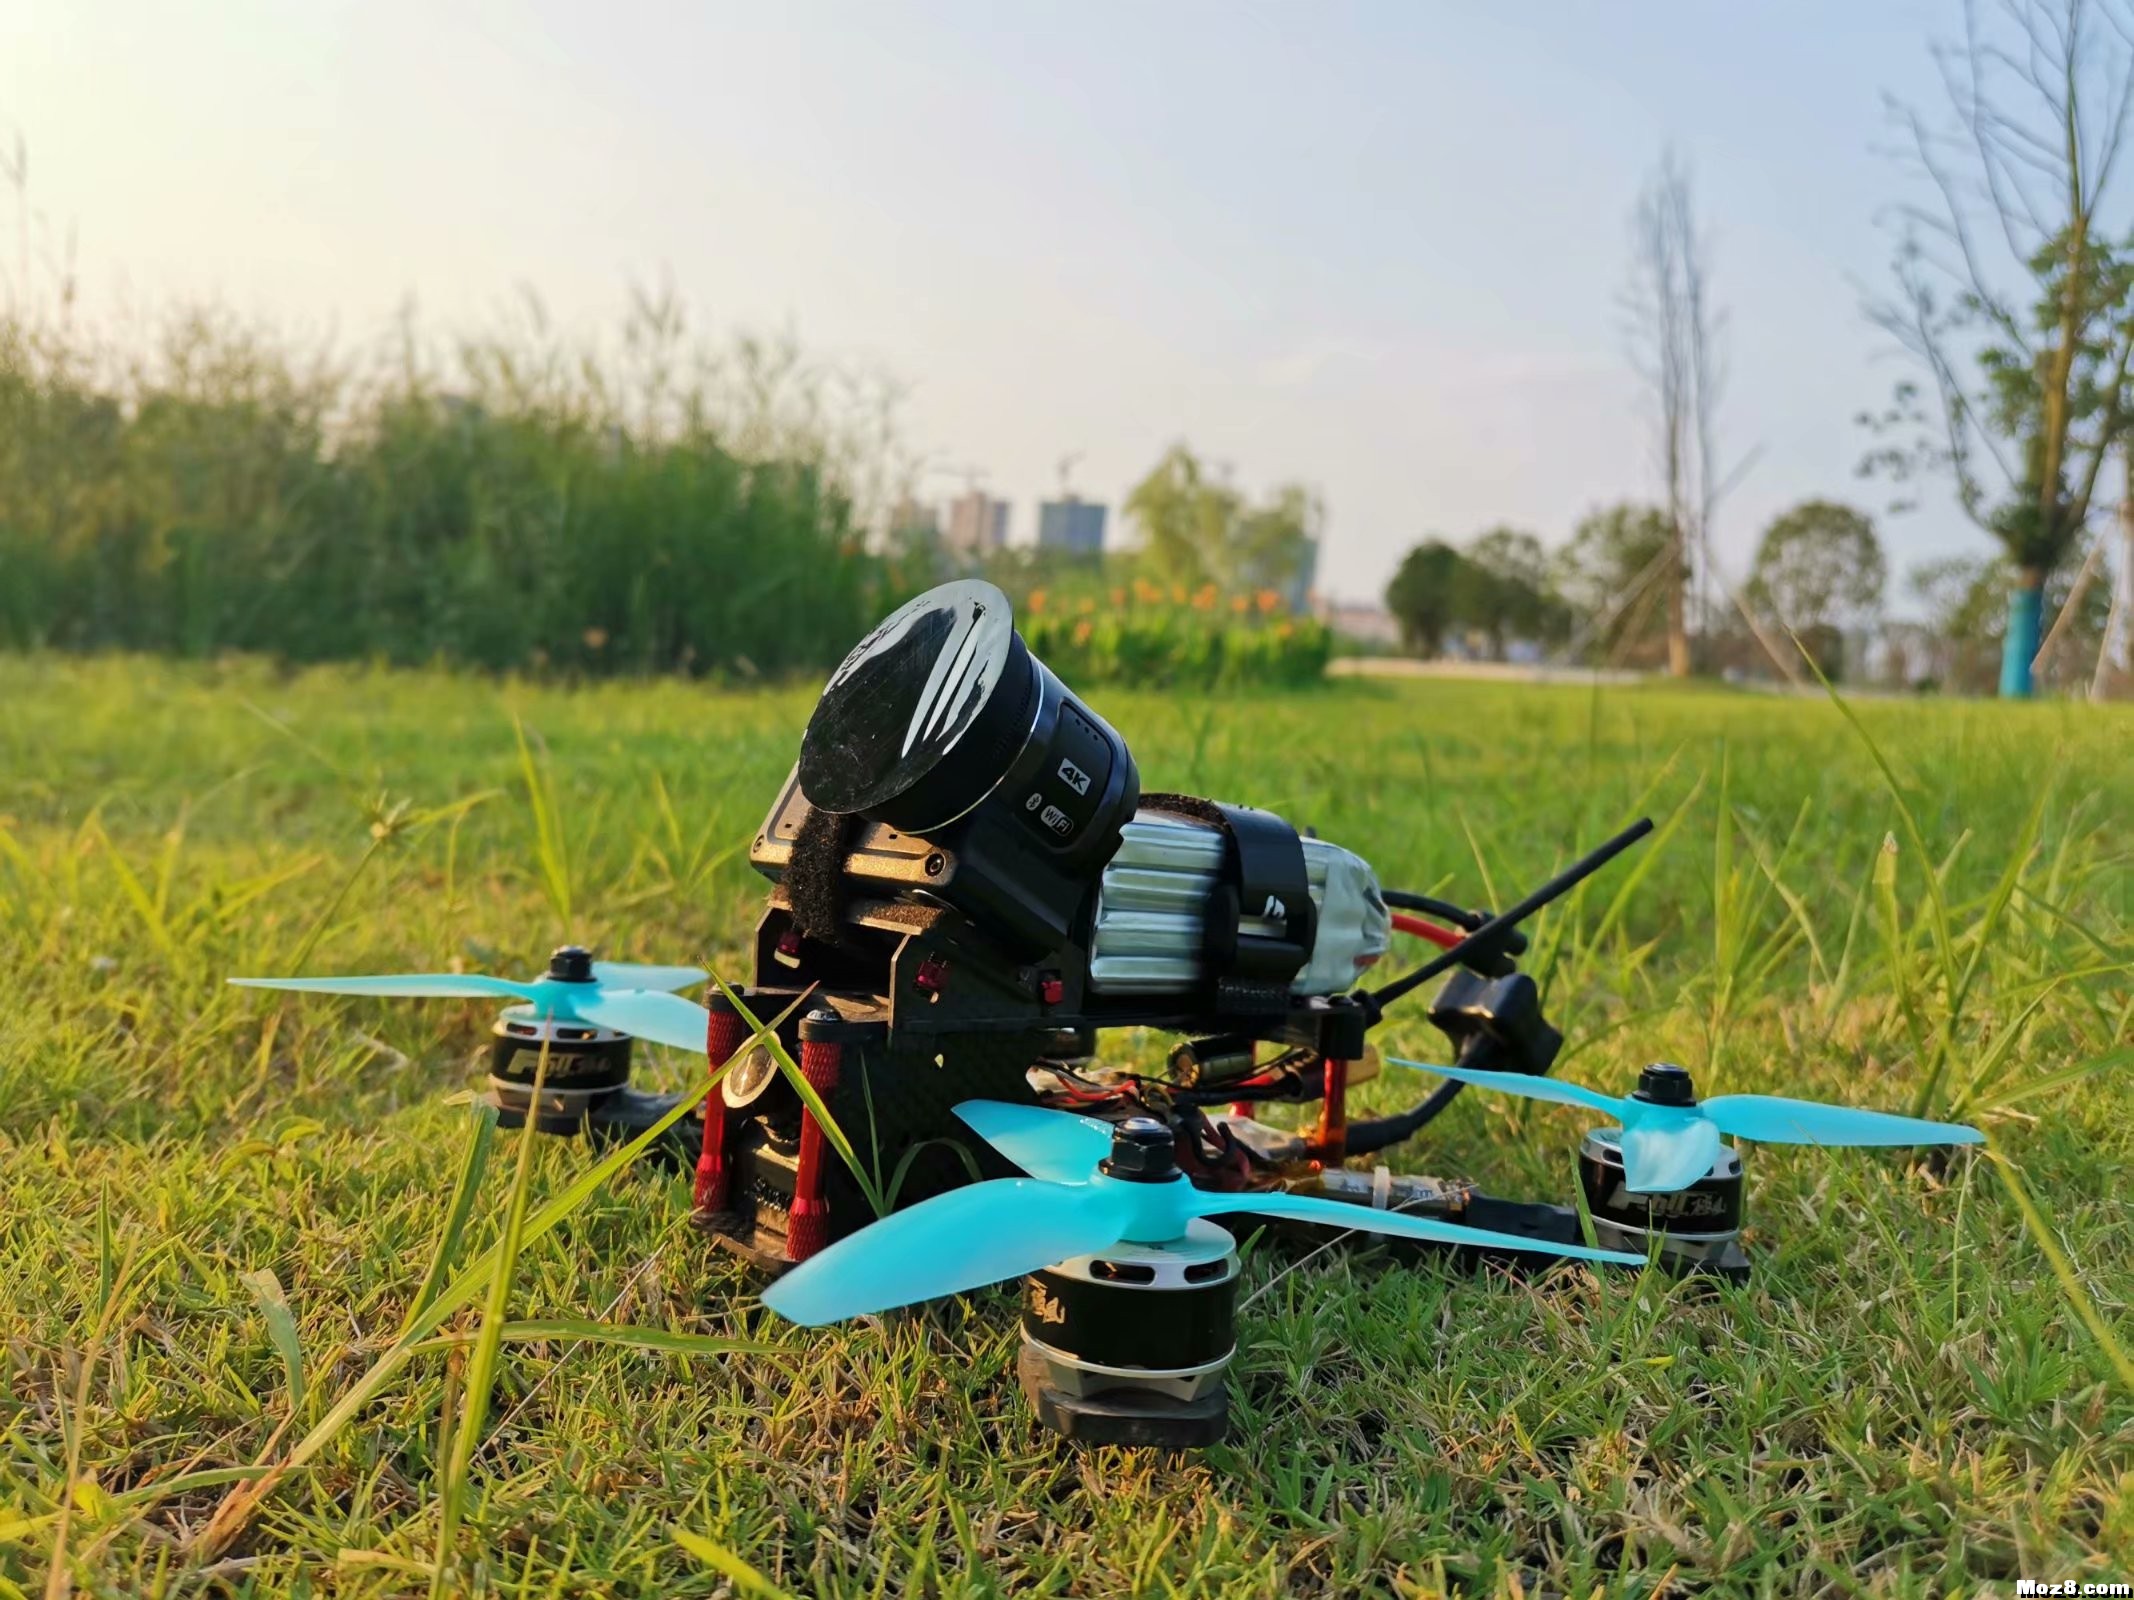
[
  {"x1": 431, "y1": 1042, "x2": 549, "y2": 1596},
  {"x1": 1801, "y1": 649, "x2": 1958, "y2": 1012},
  {"x1": 673, "y1": 1527, "x2": 792, "y2": 1598},
  {"x1": 1577, "y1": 775, "x2": 1708, "y2": 967},
  {"x1": 883, "y1": 1136, "x2": 983, "y2": 1213},
  {"x1": 1874, "y1": 833, "x2": 1931, "y2": 1078},
  {"x1": 399, "y1": 1103, "x2": 499, "y2": 1338},
  {"x1": 1985, "y1": 1149, "x2": 2134, "y2": 1393},
  {"x1": 1971, "y1": 1046, "x2": 2132, "y2": 1113},
  {"x1": 415, "y1": 1321, "x2": 776, "y2": 1358},
  {"x1": 239, "y1": 1269, "x2": 307, "y2": 1417},
  {"x1": 513, "y1": 718, "x2": 573, "y2": 926},
  {"x1": 89, "y1": 819, "x2": 179, "y2": 964},
  {"x1": 198, "y1": 981, "x2": 805, "y2": 1558},
  {"x1": 1950, "y1": 980, "x2": 2069, "y2": 1114},
  {"x1": 707, "y1": 973, "x2": 888, "y2": 1217}
]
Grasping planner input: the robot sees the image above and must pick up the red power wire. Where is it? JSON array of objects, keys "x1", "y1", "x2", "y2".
[{"x1": 1390, "y1": 911, "x2": 1463, "y2": 950}]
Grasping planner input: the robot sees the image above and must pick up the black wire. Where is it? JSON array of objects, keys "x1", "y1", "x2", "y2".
[
  {"x1": 1343, "y1": 1078, "x2": 1466, "y2": 1156},
  {"x1": 1382, "y1": 889, "x2": 1530, "y2": 956},
  {"x1": 1381, "y1": 888, "x2": 1487, "y2": 926},
  {"x1": 1167, "y1": 1050, "x2": 1318, "y2": 1109}
]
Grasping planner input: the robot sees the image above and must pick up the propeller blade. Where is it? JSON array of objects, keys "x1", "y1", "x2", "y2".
[
  {"x1": 1190, "y1": 1191, "x2": 1648, "y2": 1268},
  {"x1": 229, "y1": 974, "x2": 532, "y2": 1001},
  {"x1": 760, "y1": 1179, "x2": 1133, "y2": 1326},
  {"x1": 1700, "y1": 1094, "x2": 1985, "y2": 1149},
  {"x1": 1617, "y1": 1116, "x2": 1724, "y2": 1194},
  {"x1": 952, "y1": 1100, "x2": 1114, "y2": 1184},
  {"x1": 1388, "y1": 1059, "x2": 1626, "y2": 1119},
  {"x1": 569, "y1": 988, "x2": 711, "y2": 1053},
  {"x1": 590, "y1": 961, "x2": 708, "y2": 994}
]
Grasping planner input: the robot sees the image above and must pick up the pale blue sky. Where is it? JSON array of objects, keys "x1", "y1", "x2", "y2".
[{"x1": 8, "y1": 1, "x2": 1983, "y2": 603}]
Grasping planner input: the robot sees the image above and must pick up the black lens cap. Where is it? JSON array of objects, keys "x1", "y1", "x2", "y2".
[{"x1": 798, "y1": 580, "x2": 1037, "y2": 831}]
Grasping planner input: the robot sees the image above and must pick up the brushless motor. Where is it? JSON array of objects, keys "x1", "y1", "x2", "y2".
[
  {"x1": 486, "y1": 1012, "x2": 633, "y2": 1132},
  {"x1": 1016, "y1": 1217, "x2": 1240, "y2": 1448},
  {"x1": 1577, "y1": 1124, "x2": 1744, "y2": 1266},
  {"x1": 1575, "y1": 1062, "x2": 1746, "y2": 1271}
]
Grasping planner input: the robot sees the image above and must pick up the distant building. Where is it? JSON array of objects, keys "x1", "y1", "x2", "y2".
[
  {"x1": 1037, "y1": 496, "x2": 1107, "y2": 556},
  {"x1": 944, "y1": 491, "x2": 1009, "y2": 558},
  {"x1": 1317, "y1": 601, "x2": 1400, "y2": 649},
  {"x1": 887, "y1": 496, "x2": 939, "y2": 542}
]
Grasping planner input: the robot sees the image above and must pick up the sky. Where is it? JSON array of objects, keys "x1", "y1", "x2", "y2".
[{"x1": 5, "y1": 0, "x2": 1985, "y2": 605}]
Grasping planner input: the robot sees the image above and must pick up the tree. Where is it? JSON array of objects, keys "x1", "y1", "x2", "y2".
[
  {"x1": 1554, "y1": 503, "x2": 1674, "y2": 666},
  {"x1": 1232, "y1": 482, "x2": 1322, "y2": 602},
  {"x1": 1461, "y1": 526, "x2": 1570, "y2": 656},
  {"x1": 1123, "y1": 443, "x2": 1318, "y2": 603},
  {"x1": 1864, "y1": 0, "x2": 2134, "y2": 697},
  {"x1": 1748, "y1": 500, "x2": 1887, "y2": 673},
  {"x1": 1385, "y1": 539, "x2": 1472, "y2": 656},
  {"x1": 1622, "y1": 146, "x2": 1727, "y2": 679},
  {"x1": 1909, "y1": 545, "x2": 2115, "y2": 690},
  {"x1": 1125, "y1": 444, "x2": 1237, "y2": 591}
]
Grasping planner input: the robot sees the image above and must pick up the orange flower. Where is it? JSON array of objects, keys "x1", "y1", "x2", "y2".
[
  {"x1": 1073, "y1": 619, "x2": 1093, "y2": 644},
  {"x1": 1256, "y1": 589, "x2": 1282, "y2": 614},
  {"x1": 1191, "y1": 583, "x2": 1218, "y2": 611},
  {"x1": 1029, "y1": 589, "x2": 1048, "y2": 614},
  {"x1": 1110, "y1": 588, "x2": 1127, "y2": 608},
  {"x1": 1135, "y1": 579, "x2": 1164, "y2": 605},
  {"x1": 1229, "y1": 595, "x2": 1250, "y2": 614}
]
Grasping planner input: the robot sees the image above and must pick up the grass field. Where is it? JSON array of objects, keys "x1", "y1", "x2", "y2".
[{"x1": 2, "y1": 656, "x2": 2130, "y2": 1598}]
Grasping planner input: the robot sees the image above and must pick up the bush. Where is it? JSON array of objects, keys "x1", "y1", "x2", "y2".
[
  {"x1": 1022, "y1": 591, "x2": 1330, "y2": 688},
  {"x1": 0, "y1": 300, "x2": 916, "y2": 677}
]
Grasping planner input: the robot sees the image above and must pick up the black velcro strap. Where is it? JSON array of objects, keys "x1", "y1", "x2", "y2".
[
  {"x1": 787, "y1": 803, "x2": 861, "y2": 944},
  {"x1": 1143, "y1": 792, "x2": 1315, "y2": 987},
  {"x1": 1211, "y1": 801, "x2": 1315, "y2": 981}
]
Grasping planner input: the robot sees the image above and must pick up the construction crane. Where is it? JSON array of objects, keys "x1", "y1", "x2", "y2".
[
  {"x1": 1056, "y1": 451, "x2": 1084, "y2": 499},
  {"x1": 928, "y1": 462, "x2": 989, "y2": 495}
]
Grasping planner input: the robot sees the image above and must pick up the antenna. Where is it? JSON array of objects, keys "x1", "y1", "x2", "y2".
[
  {"x1": 1361, "y1": 817, "x2": 1656, "y2": 1018},
  {"x1": 1057, "y1": 451, "x2": 1084, "y2": 498}
]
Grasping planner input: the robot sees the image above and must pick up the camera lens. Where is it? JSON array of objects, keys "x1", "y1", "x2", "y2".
[{"x1": 798, "y1": 580, "x2": 1136, "y2": 857}]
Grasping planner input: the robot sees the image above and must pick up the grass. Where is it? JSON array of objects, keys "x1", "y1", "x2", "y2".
[{"x1": 0, "y1": 653, "x2": 2130, "y2": 1597}]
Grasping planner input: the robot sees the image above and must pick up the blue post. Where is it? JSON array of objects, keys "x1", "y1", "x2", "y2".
[{"x1": 1999, "y1": 579, "x2": 2044, "y2": 698}]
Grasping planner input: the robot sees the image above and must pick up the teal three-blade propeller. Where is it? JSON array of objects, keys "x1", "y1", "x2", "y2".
[
  {"x1": 1389, "y1": 1058, "x2": 1985, "y2": 1194},
  {"x1": 229, "y1": 947, "x2": 712, "y2": 1054},
  {"x1": 759, "y1": 1100, "x2": 1650, "y2": 1327}
]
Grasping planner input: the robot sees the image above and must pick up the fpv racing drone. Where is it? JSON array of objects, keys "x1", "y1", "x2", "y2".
[{"x1": 235, "y1": 579, "x2": 1983, "y2": 1447}]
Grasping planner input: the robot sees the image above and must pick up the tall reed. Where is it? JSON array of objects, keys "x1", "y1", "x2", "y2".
[{"x1": 0, "y1": 290, "x2": 915, "y2": 676}]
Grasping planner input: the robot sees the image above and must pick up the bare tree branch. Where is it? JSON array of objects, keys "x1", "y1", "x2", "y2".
[
  {"x1": 1621, "y1": 145, "x2": 1726, "y2": 676},
  {"x1": 1867, "y1": 0, "x2": 2134, "y2": 596}
]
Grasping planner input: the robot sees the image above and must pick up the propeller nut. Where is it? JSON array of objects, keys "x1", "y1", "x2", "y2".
[
  {"x1": 547, "y1": 945, "x2": 595, "y2": 983},
  {"x1": 1100, "y1": 1117, "x2": 1179, "y2": 1183},
  {"x1": 1632, "y1": 1061, "x2": 1697, "y2": 1106}
]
